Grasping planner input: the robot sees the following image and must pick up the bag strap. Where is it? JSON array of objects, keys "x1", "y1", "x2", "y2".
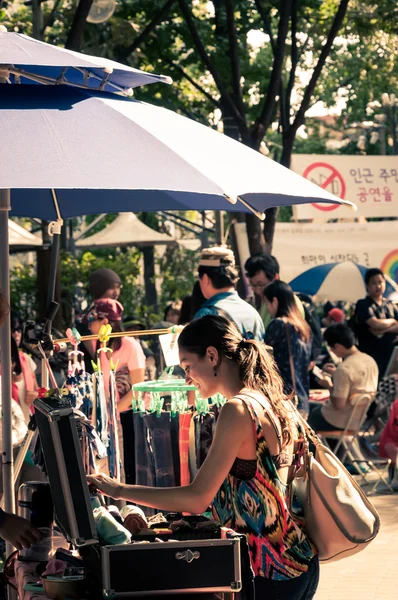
[
  {"x1": 284, "y1": 321, "x2": 296, "y2": 397},
  {"x1": 234, "y1": 391, "x2": 284, "y2": 454}
]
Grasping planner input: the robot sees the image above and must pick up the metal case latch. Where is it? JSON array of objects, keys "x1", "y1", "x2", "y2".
[{"x1": 175, "y1": 549, "x2": 200, "y2": 563}]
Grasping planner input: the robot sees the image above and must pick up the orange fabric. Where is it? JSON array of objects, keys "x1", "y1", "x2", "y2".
[{"x1": 179, "y1": 412, "x2": 192, "y2": 486}]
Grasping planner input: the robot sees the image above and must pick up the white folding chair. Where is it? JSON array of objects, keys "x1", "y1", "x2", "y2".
[{"x1": 316, "y1": 393, "x2": 393, "y2": 494}]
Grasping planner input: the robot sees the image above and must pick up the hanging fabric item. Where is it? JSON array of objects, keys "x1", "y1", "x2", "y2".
[
  {"x1": 108, "y1": 369, "x2": 120, "y2": 480},
  {"x1": 93, "y1": 369, "x2": 109, "y2": 448},
  {"x1": 78, "y1": 370, "x2": 94, "y2": 418},
  {"x1": 120, "y1": 409, "x2": 136, "y2": 485},
  {"x1": 195, "y1": 412, "x2": 216, "y2": 470},
  {"x1": 92, "y1": 324, "x2": 113, "y2": 448},
  {"x1": 62, "y1": 328, "x2": 93, "y2": 413},
  {"x1": 73, "y1": 409, "x2": 108, "y2": 474},
  {"x1": 133, "y1": 410, "x2": 156, "y2": 516},
  {"x1": 179, "y1": 411, "x2": 192, "y2": 486},
  {"x1": 143, "y1": 411, "x2": 176, "y2": 488}
]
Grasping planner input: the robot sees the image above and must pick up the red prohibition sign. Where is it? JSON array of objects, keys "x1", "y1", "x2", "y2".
[{"x1": 303, "y1": 162, "x2": 346, "y2": 211}]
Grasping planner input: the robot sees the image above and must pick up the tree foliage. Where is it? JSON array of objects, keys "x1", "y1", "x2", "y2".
[{"x1": 3, "y1": 0, "x2": 397, "y2": 253}]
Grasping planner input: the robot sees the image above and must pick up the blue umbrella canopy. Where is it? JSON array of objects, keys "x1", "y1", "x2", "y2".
[
  {"x1": 0, "y1": 84, "x2": 355, "y2": 220},
  {"x1": 0, "y1": 31, "x2": 172, "y2": 93},
  {"x1": 289, "y1": 261, "x2": 398, "y2": 302}
]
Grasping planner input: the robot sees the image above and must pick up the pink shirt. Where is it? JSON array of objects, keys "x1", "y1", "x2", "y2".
[{"x1": 100, "y1": 337, "x2": 145, "y2": 400}]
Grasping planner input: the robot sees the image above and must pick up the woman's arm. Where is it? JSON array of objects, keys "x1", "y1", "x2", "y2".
[{"x1": 88, "y1": 398, "x2": 251, "y2": 514}]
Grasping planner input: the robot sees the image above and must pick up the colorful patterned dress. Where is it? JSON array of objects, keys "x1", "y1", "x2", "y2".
[{"x1": 212, "y1": 393, "x2": 316, "y2": 581}]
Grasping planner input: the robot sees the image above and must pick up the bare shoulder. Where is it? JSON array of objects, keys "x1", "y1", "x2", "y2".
[{"x1": 219, "y1": 397, "x2": 252, "y2": 422}]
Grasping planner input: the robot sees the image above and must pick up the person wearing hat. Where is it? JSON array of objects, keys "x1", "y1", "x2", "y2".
[
  {"x1": 321, "y1": 307, "x2": 345, "y2": 328},
  {"x1": 194, "y1": 247, "x2": 264, "y2": 341},
  {"x1": 76, "y1": 268, "x2": 123, "y2": 372},
  {"x1": 85, "y1": 298, "x2": 145, "y2": 415},
  {"x1": 88, "y1": 268, "x2": 122, "y2": 301}
]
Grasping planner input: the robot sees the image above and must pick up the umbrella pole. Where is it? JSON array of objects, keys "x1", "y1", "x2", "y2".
[
  {"x1": 0, "y1": 189, "x2": 16, "y2": 556},
  {"x1": 47, "y1": 230, "x2": 60, "y2": 309}
]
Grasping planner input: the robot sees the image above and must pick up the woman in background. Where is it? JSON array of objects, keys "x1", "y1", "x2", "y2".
[
  {"x1": 11, "y1": 313, "x2": 38, "y2": 423},
  {"x1": 85, "y1": 298, "x2": 145, "y2": 415},
  {"x1": 263, "y1": 281, "x2": 312, "y2": 417}
]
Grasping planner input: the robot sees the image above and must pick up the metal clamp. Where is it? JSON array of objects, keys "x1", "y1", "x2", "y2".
[{"x1": 175, "y1": 549, "x2": 200, "y2": 563}]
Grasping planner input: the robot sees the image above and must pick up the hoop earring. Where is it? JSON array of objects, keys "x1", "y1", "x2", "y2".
[{"x1": 213, "y1": 366, "x2": 218, "y2": 377}]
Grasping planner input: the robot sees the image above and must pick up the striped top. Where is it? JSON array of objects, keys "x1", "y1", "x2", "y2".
[{"x1": 212, "y1": 393, "x2": 316, "y2": 580}]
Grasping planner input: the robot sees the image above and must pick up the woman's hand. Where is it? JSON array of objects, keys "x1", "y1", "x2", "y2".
[
  {"x1": 0, "y1": 513, "x2": 41, "y2": 551},
  {"x1": 25, "y1": 390, "x2": 39, "y2": 405},
  {"x1": 87, "y1": 474, "x2": 123, "y2": 500}
]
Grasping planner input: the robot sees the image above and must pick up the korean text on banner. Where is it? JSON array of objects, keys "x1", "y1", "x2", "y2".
[{"x1": 291, "y1": 155, "x2": 398, "y2": 219}]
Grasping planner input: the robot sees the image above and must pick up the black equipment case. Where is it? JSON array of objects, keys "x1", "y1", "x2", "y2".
[
  {"x1": 101, "y1": 538, "x2": 241, "y2": 598},
  {"x1": 34, "y1": 398, "x2": 242, "y2": 599}
]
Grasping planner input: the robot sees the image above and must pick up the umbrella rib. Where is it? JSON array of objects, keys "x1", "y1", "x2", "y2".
[
  {"x1": 235, "y1": 195, "x2": 265, "y2": 220},
  {"x1": 6, "y1": 65, "x2": 132, "y2": 95}
]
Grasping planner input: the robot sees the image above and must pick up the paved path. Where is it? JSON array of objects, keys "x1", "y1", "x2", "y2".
[{"x1": 315, "y1": 492, "x2": 398, "y2": 600}]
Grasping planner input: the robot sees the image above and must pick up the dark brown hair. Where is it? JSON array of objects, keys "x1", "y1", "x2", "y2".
[
  {"x1": 178, "y1": 314, "x2": 294, "y2": 446},
  {"x1": 263, "y1": 280, "x2": 311, "y2": 344}
]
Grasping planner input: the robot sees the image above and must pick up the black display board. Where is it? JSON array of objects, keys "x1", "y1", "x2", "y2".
[{"x1": 34, "y1": 398, "x2": 97, "y2": 547}]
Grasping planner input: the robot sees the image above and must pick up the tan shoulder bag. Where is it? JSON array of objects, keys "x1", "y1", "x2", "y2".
[{"x1": 293, "y1": 411, "x2": 380, "y2": 562}]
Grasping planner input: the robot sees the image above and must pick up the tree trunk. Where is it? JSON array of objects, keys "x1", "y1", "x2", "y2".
[
  {"x1": 142, "y1": 246, "x2": 158, "y2": 311},
  {"x1": 280, "y1": 130, "x2": 296, "y2": 168},
  {"x1": 245, "y1": 213, "x2": 266, "y2": 254},
  {"x1": 65, "y1": 0, "x2": 93, "y2": 51},
  {"x1": 262, "y1": 207, "x2": 278, "y2": 253}
]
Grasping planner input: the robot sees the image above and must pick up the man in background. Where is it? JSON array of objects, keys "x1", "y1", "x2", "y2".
[
  {"x1": 355, "y1": 268, "x2": 398, "y2": 379},
  {"x1": 310, "y1": 323, "x2": 378, "y2": 432},
  {"x1": 244, "y1": 252, "x2": 322, "y2": 360},
  {"x1": 244, "y1": 253, "x2": 280, "y2": 330},
  {"x1": 195, "y1": 247, "x2": 264, "y2": 341}
]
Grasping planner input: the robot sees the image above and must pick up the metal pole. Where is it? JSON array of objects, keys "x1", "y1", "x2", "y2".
[
  {"x1": 0, "y1": 189, "x2": 16, "y2": 558},
  {"x1": 47, "y1": 232, "x2": 60, "y2": 309}
]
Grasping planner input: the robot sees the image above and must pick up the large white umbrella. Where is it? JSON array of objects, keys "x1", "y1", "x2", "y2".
[{"x1": 3, "y1": 86, "x2": 356, "y2": 220}]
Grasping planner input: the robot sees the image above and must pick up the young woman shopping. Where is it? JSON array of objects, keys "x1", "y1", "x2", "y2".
[
  {"x1": 88, "y1": 314, "x2": 319, "y2": 600},
  {"x1": 263, "y1": 281, "x2": 313, "y2": 418},
  {"x1": 85, "y1": 298, "x2": 146, "y2": 415}
]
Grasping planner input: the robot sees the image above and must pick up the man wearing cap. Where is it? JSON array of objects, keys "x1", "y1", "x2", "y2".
[{"x1": 194, "y1": 247, "x2": 265, "y2": 341}]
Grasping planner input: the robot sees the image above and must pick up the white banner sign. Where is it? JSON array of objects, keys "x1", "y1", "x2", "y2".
[
  {"x1": 234, "y1": 221, "x2": 398, "y2": 285},
  {"x1": 291, "y1": 155, "x2": 398, "y2": 219},
  {"x1": 273, "y1": 221, "x2": 398, "y2": 283}
]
